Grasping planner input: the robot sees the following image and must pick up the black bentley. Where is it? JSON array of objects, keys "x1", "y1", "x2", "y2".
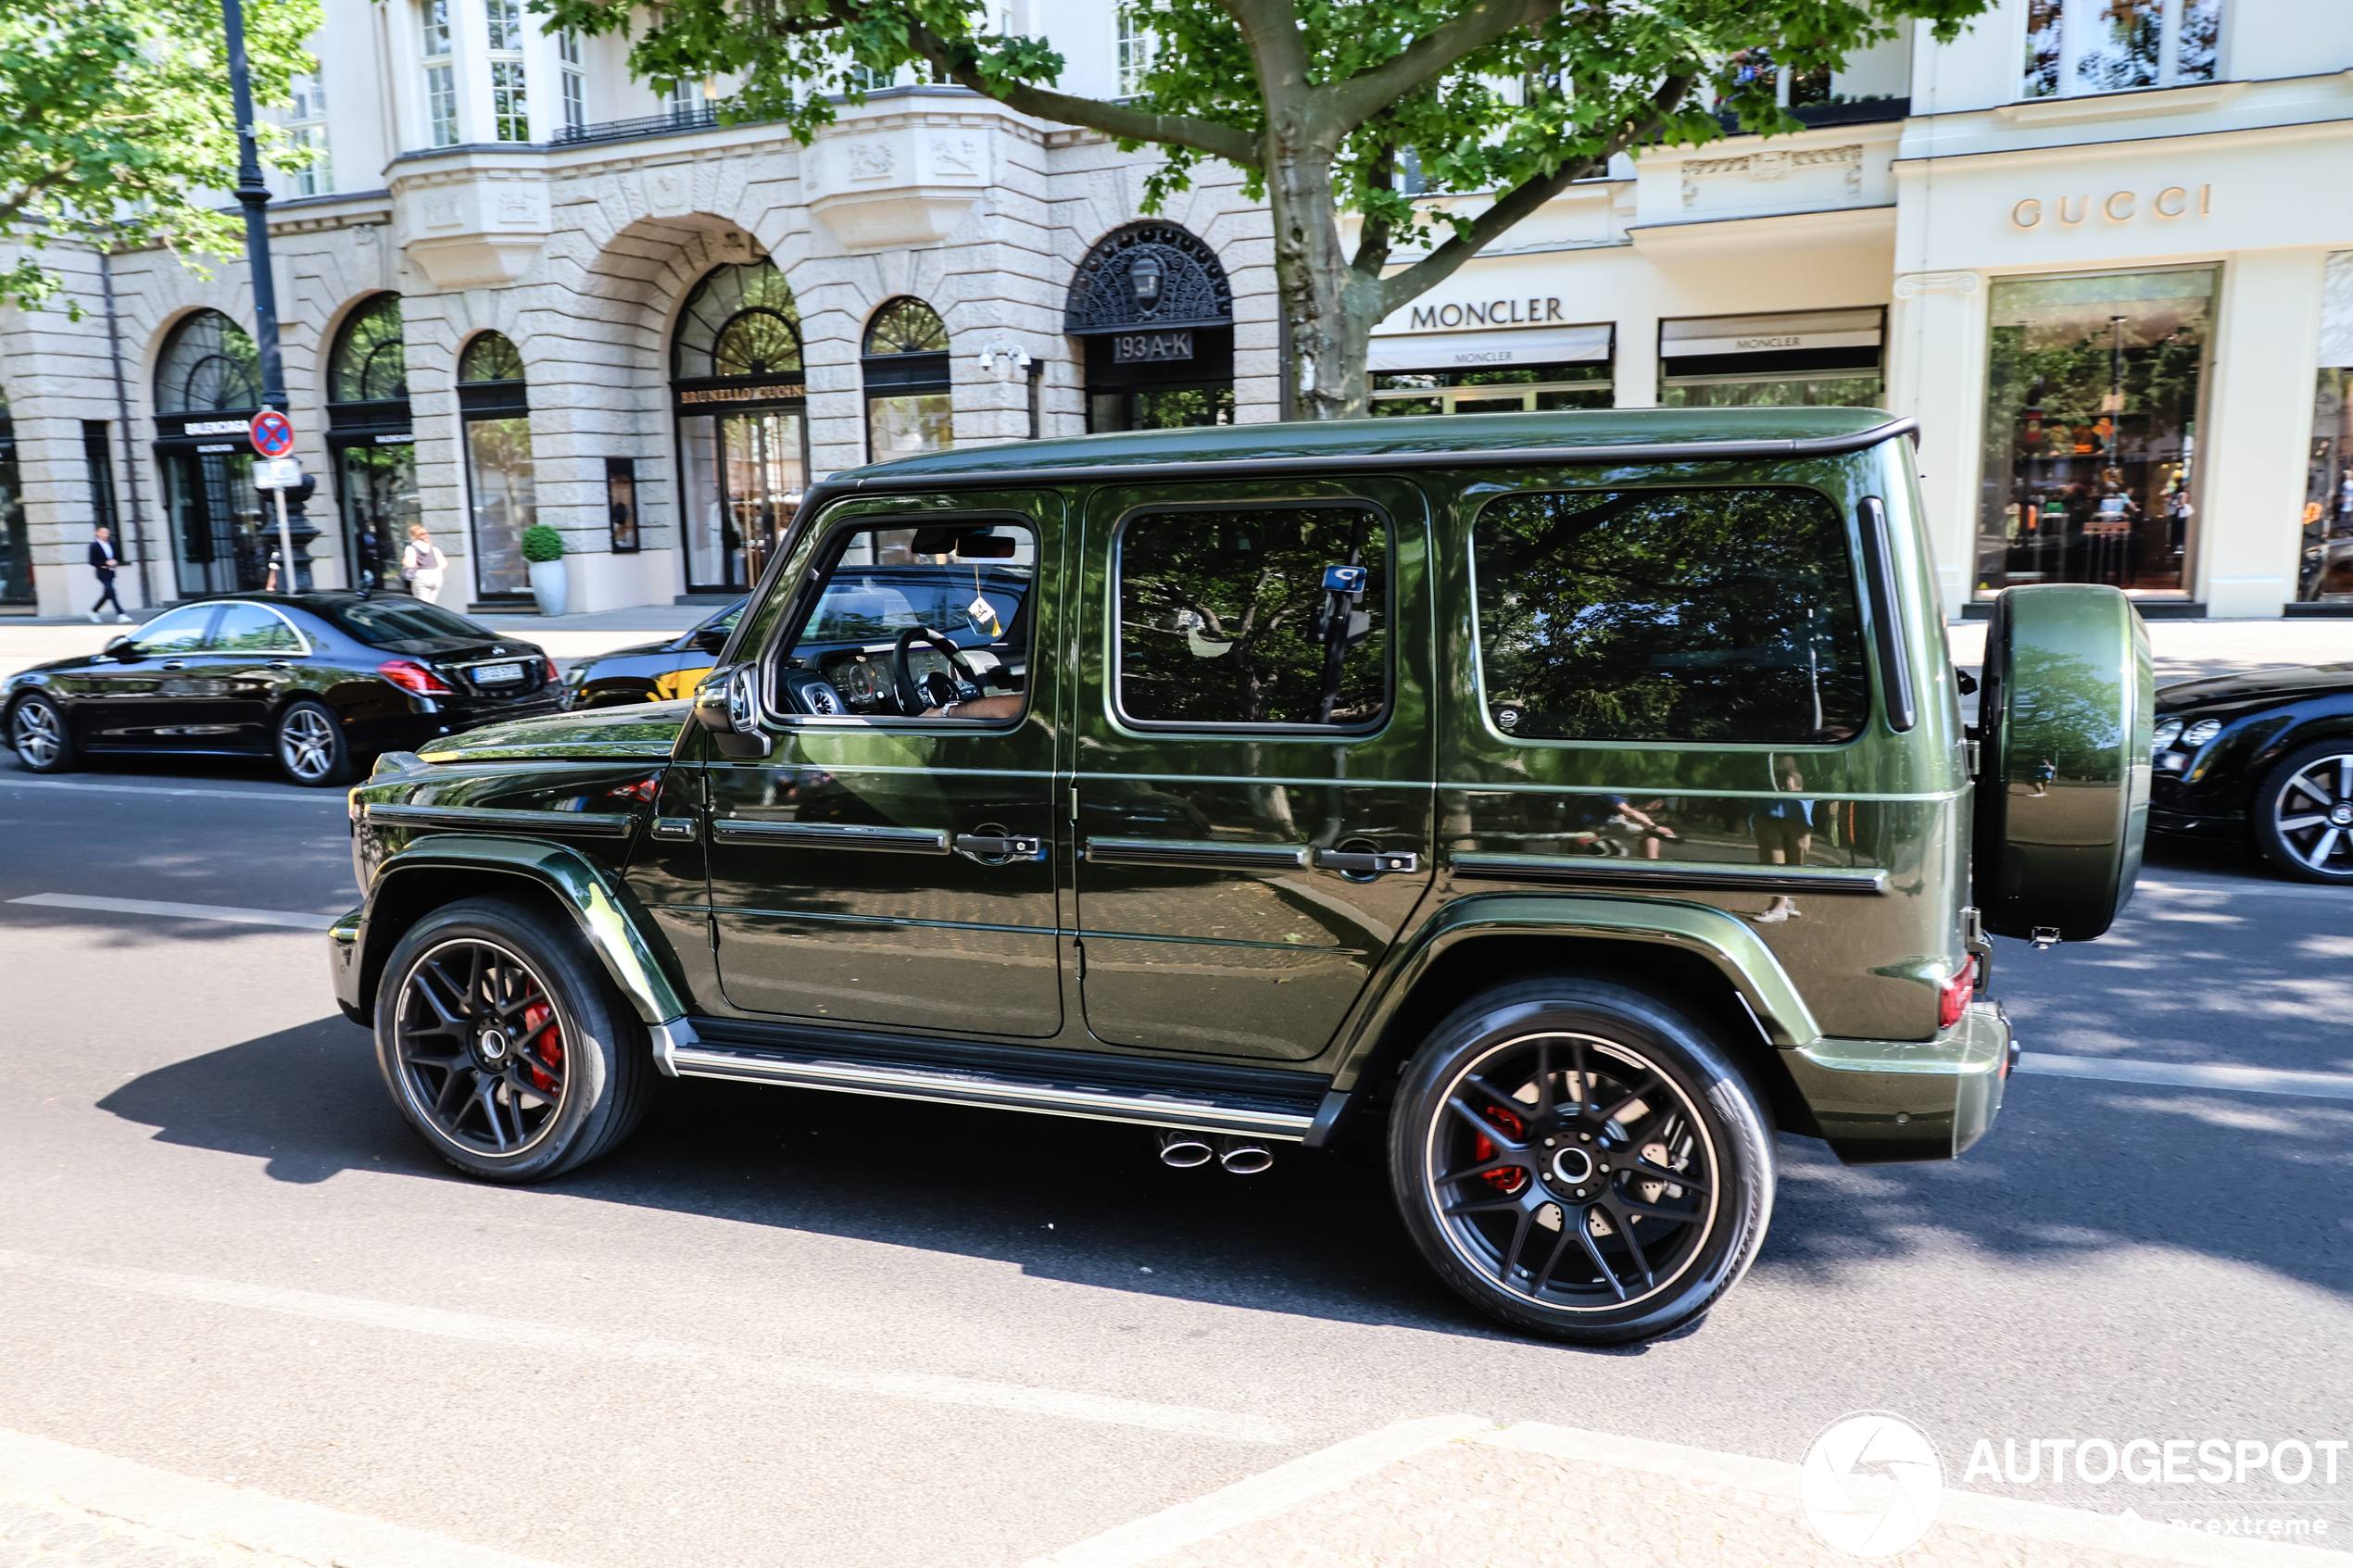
[
  {"x1": 4, "y1": 594, "x2": 558, "y2": 786},
  {"x1": 2150, "y1": 661, "x2": 2353, "y2": 883}
]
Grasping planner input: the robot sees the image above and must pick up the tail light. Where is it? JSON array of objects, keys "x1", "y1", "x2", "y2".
[
  {"x1": 542, "y1": 656, "x2": 560, "y2": 684},
  {"x1": 379, "y1": 658, "x2": 454, "y2": 696},
  {"x1": 1938, "y1": 955, "x2": 1978, "y2": 1031}
]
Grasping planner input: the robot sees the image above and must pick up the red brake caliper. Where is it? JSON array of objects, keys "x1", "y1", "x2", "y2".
[
  {"x1": 1473, "y1": 1105, "x2": 1529, "y2": 1194},
  {"x1": 521, "y1": 994, "x2": 562, "y2": 1095}
]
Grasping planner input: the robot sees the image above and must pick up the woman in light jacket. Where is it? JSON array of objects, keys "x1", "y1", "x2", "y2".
[{"x1": 401, "y1": 523, "x2": 447, "y2": 604}]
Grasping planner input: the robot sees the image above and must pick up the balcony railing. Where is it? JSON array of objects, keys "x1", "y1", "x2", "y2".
[{"x1": 550, "y1": 104, "x2": 783, "y2": 147}]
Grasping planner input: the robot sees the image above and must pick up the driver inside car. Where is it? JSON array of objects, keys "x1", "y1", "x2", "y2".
[{"x1": 785, "y1": 522, "x2": 1034, "y2": 721}]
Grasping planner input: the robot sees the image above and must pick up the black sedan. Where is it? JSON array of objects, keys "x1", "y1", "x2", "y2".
[
  {"x1": 560, "y1": 599, "x2": 742, "y2": 709},
  {"x1": 4, "y1": 594, "x2": 560, "y2": 786},
  {"x1": 2150, "y1": 661, "x2": 2353, "y2": 883}
]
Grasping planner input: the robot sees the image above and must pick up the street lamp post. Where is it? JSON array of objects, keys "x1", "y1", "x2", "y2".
[{"x1": 220, "y1": 0, "x2": 313, "y2": 589}]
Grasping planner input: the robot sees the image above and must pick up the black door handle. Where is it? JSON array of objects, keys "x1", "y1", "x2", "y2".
[
  {"x1": 954, "y1": 834, "x2": 1046, "y2": 863},
  {"x1": 1315, "y1": 848, "x2": 1420, "y2": 876},
  {"x1": 160, "y1": 659, "x2": 188, "y2": 671}
]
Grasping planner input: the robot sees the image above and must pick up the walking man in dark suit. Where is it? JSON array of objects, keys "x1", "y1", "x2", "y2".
[{"x1": 88, "y1": 527, "x2": 130, "y2": 623}]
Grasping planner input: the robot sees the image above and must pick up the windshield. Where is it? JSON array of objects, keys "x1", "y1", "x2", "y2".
[{"x1": 325, "y1": 598, "x2": 497, "y2": 646}]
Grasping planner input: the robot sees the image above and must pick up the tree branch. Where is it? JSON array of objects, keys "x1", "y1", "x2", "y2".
[
  {"x1": 1350, "y1": 138, "x2": 1396, "y2": 273},
  {"x1": 1377, "y1": 73, "x2": 1692, "y2": 314},
  {"x1": 900, "y1": 18, "x2": 1261, "y2": 167},
  {"x1": 1319, "y1": 0, "x2": 1564, "y2": 135}
]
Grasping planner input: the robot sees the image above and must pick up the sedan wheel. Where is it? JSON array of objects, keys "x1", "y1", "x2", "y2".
[
  {"x1": 7, "y1": 695, "x2": 73, "y2": 772},
  {"x1": 2256, "y1": 742, "x2": 2353, "y2": 883},
  {"x1": 274, "y1": 699, "x2": 351, "y2": 786}
]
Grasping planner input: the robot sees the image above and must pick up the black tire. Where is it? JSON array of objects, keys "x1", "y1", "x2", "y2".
[
  {"x1": 1388, "y1": 977, "x2": 1774, "y2": 1346},
  {"x1": 274, "y1": 697, "x2": 354, "y2": 786},
  {"x1": 2252, "y1": 739, "x2": 2353, "y2": 884},
  {"x1": 7, "y1": 693, "x2": 74, "y2": 773},
  {"x1": 373, "y1": 897, "x2": 654, "y2": 1182}
]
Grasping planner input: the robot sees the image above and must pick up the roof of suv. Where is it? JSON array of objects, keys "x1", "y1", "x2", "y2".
[{"x1": 826, "y1": 406, "x2": 1908, "y2": 491}]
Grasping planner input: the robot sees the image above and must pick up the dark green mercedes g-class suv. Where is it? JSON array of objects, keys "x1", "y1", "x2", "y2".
[{"x1": 332, "y1": 408, "x2": 2150, "y2": 1344}]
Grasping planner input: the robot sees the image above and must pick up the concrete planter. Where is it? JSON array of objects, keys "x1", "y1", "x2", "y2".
[{"x1": 528, "y1": 558, "x2": 568, "y2": 617}]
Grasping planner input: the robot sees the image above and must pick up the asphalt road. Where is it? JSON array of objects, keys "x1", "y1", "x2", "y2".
[{"x1": 2, "y1": 746, "x2": 2349, "y2": 1568}]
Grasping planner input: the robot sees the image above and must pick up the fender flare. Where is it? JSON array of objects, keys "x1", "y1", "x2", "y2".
[
  {"x1": 342, "y1": 834, "x2": 687, "y2": 1032},
  {"x1": 1329, "y1": 892, "x2": 1825, "y2": 1095}
]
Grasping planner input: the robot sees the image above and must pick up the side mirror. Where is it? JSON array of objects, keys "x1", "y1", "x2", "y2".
[
  {"x1": 691, "y1": 627, "x2": 732, "y2": 657},
  {"x1": 691, "y1": 663, "x2": 771, "y2": 759},
  {"x1": 102, "y1": 636, "x2": 135, "y2": 660}
]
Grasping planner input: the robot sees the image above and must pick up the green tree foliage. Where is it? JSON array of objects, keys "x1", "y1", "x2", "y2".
[
  {"x1": 537, "y1": 0, "x2": 1992, "y2": 417},
  {"x1": 0, "y1": 0, "x2": 321, "y2": 314}
]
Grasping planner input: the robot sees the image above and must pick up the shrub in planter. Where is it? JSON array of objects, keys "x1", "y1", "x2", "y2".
[
  {"x1": 521, "y1": 524, "x2": 566, "y2": 563},
  {"x1": 522, "y1": 526, "x2": 569, "y2": 615}
]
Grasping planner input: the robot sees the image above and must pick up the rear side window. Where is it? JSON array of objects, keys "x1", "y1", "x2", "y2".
[
  {"x1": 1473, "y1": 487, "x2": 1868, "y2": 745},
  {"x1": 1117, "y1": 506, "x2": 1390, "y2": 728},
  {"x1": 210, "y1": 603, "x2": 303, "y2": 652}
]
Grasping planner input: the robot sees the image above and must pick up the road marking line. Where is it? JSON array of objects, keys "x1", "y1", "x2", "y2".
[
  {"x1": 0, "y1": 1425, "x2": 568, "y2": 1568},
  {"x1": 0, "y1": 1249, "x2": 1291, "y2": 1446},
  {"x1": 0, "y1": 776, "x2": 340, "y2": 803},
  {"x1": 2019, "y1": 1051, "x2": 2353, "y2": 1101},
  {"x1": 1023, "y1": 1414, "x2": 1488, "y2": 1568},
  {"x1": 6, "y1": 894, "x2": 341, "y2": 931},
  {"x1": 2137, "y1": 877, "x2": 2351, "y2": 906}
]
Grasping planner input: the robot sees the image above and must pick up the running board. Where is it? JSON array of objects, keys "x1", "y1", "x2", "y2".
[{"x1": 661, "y1": 1023, "x2": 1329, "y2": 1141}]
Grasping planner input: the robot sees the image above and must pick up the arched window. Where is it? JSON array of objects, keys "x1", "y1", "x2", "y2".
[
  {"x1": 327, "y1": 295, "x2": 416, "y2": 590},
  {"x1": 331, "y1": 295, "x2": 409, "y2": 404},
  {"x1": 862, "y1": 297, "x2": 953, "y2": 463},
  {"x1": 156, "y1": 310, "x2": 262, "y2": 415},
  {"x1": 1065, "y1": 223, "x2": 1235, "y2": 433},
  {"x1": 458, "y1": 332, "x2": 535, "y2": 601},
  {"x1": 155, "y1": 311, "x2": 268, "y2": 596},
  {"x1": 672, "y1": 260, "x2": 808, "y2": 594}
]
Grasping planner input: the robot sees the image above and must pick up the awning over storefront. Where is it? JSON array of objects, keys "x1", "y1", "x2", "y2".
[
  {"x1": 1661, "y1": 308, "x2": 1882, "y2": 360},
  {"x1": 1368, "y1": 321, "x2": 1612, "y2": 374}
]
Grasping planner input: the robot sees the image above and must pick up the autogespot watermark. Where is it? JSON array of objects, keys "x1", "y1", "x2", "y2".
[{"x1": 1799, "y1": 1416, "x2": 2348, "y2": 1557}]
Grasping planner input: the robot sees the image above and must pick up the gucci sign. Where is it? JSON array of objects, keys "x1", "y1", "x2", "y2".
[{"x1": 2011, "y1": 184, "x2": 2212, "y2": 229}]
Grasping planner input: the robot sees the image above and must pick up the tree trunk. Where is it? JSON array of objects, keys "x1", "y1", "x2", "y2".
[{"x1": 1268, "y1": 142, "x2": 1382, "y2": 420}]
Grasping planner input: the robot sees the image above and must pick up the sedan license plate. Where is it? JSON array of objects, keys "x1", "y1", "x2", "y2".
[{"x1": 472, "y1": 661, "x2": 525, "y2": 685}]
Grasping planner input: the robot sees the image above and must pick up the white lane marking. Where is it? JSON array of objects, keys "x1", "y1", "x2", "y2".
[
  {"x1": 6, "y1": 894, "x2": 341, "y2": 931},
  {"x1": 2019, "y1": 1051, "x2": 2353, "y2": 1102},
  {"x1": 0, "y1": 1249, "x2": 1291, "y2": 1446},
  {"x1": 2136, "y1": 876, "x2": 2350, "y2": 906},
  {"x1": 0, "y1": 1424, "x2": 567, "y2": 1568},
  {"x1": 1024, "y1": 1414, "x2": 1488, "y2": 1568},
  {"x1": 0, "y1": 776, "x2": 340, "y2": 803}
]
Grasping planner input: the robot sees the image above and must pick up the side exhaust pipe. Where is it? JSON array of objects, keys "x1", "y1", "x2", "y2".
[
  {"x1": 1156, "y1": 1129, "x2": 1214, "y2": 1168},
  {"x1": 1217, "y1": 1135, "x2": 1274, "y2": 1175}
]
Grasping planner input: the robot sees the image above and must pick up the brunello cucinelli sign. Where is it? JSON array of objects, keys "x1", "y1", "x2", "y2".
[
  {"x1": 2010, "y1": 184, "x2": 2212, "y2": 230},
  {"x1": 1405, "y1": 296, "x2": 1569, "y2": 331},
  {"x1": 678, "y1": 383, "x2": 806, "y2": 406}
]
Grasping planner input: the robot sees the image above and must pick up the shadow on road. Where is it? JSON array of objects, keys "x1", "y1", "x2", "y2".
[{"x1": 94, "y1": 1006, "x2": 2353, "y2": 1346}]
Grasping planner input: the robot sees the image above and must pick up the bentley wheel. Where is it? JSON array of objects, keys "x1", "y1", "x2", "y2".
[
  {"x1": 275, "y1": 698, "x2": 353, "y2": 786},
  {"x1": 7, "y1": 694, "x2": 73, "y2": 773},
  {"x1": 1390, "y1": 977, "x2": 1773, "y2": 1345},
  {"x1": 373, "y1": 897, "x2": 653, "y2": 1182},
  {"x1": 2255, "y1": 741, "x2": 2353, "y2": 884}
]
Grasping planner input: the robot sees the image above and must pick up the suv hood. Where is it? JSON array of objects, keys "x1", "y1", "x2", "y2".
[
  {"x1": 419, "y1": 699, "x2": 691, "y2": 763},
  {"x1": 2157, "y1": 663, "x2": 2353, "y2": 711}
]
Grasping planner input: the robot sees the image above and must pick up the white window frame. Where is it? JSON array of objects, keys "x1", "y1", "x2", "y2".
[
  {"x1": 485, "y1": 0, "x2": 529, "y2": 141},
  {"x1": 1115, "y1": 9, "x2": 1152, "y2": 98},
  {"x1": 287, "y1": 60, "x2": 332, "y2": 194},
  {"x1": 2021, "y1": 0, "x2": 2225, "y2": 101},
  {"x1": 559, "y1": 30, "x2": 586, "y2": 133},
  {"x1": 421, "y1": 0, "x2": 459, "y2": 147}
]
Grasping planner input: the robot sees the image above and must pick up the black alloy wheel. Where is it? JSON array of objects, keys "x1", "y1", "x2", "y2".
[
  {"x1": 2254, "y1": 740, "x2": 2353, "y2": 883},
  {"x1": 275, "y1": 697, "x2": 354, "y2": 786},
  {"x1": 7, "y1": 694, "x2": 73, "y2": 772},
  {"x1": 1390, "y1": 977, "x2": 1774, "y2": 1345},
  {"x1": 373, "y1": 897, "x2": 654, "y2": 1182}
]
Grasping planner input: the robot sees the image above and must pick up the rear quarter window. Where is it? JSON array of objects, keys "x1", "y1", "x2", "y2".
[{"x1": 1473, "y1": 486, "x2": 1869, "y2": 746}]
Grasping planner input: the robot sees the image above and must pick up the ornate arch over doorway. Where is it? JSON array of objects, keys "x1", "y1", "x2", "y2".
[
  {"x1": 153, "y1": 310, "x2": 267, "y2": 597},
  {"x1": 673, "y1": 259, "x2": 808, "y2": 594},
  {"x1": 1064, "y1": 224, "x2": 1236, "y2": 433}
]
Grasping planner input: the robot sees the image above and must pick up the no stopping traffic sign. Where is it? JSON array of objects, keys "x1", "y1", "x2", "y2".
[{"x1": 249, "y1": 408, "x2": 295, "y2": 458}]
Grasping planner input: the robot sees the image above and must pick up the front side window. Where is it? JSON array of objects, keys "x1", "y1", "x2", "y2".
[
  {"x1": 778, "y1": 521, "x2": 1036, "y2": 720},
  {"x1": 129, "y1": 607, "x2": 216, "y2": 656},
  {"x1": 1473, "y1": 488, "x2": 1869, "y2": 746},
  {"x1": 1116, "y1": 507, "x2": 1390, "y2": 729},
  {"x1": 2022, "y1": 0, "x2": 2222, "y2": 99}
]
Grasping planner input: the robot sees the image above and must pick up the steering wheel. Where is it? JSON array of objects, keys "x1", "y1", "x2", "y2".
[{"x1": 890, "y1": 626, "x2": 980, "y2": 716}]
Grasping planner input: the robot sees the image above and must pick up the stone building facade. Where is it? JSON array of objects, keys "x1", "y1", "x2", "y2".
[{"x1": 1, "y1": 0, "x2": 2349, "y2": 621}]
